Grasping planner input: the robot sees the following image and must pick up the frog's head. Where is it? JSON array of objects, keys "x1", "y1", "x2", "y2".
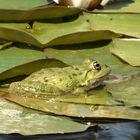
[{"x1": 83, "y1": 59, "x2": 111, "y2": 90}]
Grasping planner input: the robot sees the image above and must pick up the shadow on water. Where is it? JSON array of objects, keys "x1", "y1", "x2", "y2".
[{"x1": 0, "y1": 121, "x2": 139, "y2": 140}]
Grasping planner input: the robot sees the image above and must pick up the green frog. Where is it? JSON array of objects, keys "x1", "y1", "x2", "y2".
[{"x1": 9, "y1": 59, "x2": 110, "y2": 97}]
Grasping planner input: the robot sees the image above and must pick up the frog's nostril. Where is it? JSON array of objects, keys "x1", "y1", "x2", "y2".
[{"x1": 105, "y1": 64, "x2": 108, "y2": 68}]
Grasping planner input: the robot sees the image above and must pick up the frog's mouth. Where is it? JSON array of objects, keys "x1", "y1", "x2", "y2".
[{"x1": 86, "y1": 75, "x2": 109, "y2": 91}]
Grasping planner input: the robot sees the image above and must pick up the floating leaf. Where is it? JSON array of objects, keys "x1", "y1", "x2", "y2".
[
  {"x1": 110, "y1": 38, "x2": 140, "y2": 66},
  {"x1": 84, "y1": 12, "x2": 140, "y2": 39},
  {"x1": 1, "y1": 13, "x2": 139, "y2": 48},
  {"x1": 106, "y1": 77, "x2": 140, "y2": 106},
  {"x1": 44, "y1": 41, "x2": 140, "y2": 75},
  {"x1": 0, "y1": 46, "x2": 67, "y2": 82},
  {"x1": 53, "y1": 88, "x2": 120, "y2": 105},
  {"x1": 0, "y1": 0, "x2": 80, "y2": 21},
  {"x1": 6, "y1": 85, "x2": 121, "y2": 106},
  {"x1": 0, "y1": 98, "x2": 88, "y2": 135},
  {"x1": 4, "y1": 93, "x2": 140, "y2": 120},
  {"x1": 0, "y1": 15, "x2": 121, "y2": 48},
  {"x1": 0, "y1": 0, "x2": 51, "y2": 10},
  {"x1": 0, "y1": 46, "x2": 45, "y2": 73}
]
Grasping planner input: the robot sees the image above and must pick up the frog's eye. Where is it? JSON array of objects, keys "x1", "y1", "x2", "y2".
[{"x1": 93, "y1": 62, "x2": 101, "y2": 70}]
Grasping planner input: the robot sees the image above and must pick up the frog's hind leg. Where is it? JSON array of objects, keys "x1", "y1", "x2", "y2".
[{"x1": 8, "y1": 82, "x2": 23, "y2": 95}]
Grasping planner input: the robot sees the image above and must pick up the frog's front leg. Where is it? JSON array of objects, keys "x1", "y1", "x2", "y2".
[{"x1": 73, "y1": 87, "x2": 86, "y2": 95}]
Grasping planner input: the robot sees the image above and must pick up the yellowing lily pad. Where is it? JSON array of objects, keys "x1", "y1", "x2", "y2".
[
  {"x1": 4, "y1": 93, "x2": 140, "y2": 120},
  {"x1": 110, "y1": 38, "x2": 140, "y2": 66}
]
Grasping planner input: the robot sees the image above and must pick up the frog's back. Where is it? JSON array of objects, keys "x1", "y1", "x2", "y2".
[
  {"x1": 24, "y1": 68, "x2": 62, "y2": 83},
  {"x1": 9, "y1": 65, "x2": 87, "y2": 96},
  {"x1": 25, "y1": 67, "x2": 78, "y2": 83}
]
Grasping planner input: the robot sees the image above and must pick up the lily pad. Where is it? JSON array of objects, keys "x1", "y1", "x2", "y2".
[
  {"x1": 1, "y1": 13, "x2": 139, "y2": 48},
  {"x1": 0, "y1": 15, "x2": 121, "y2": 48},
  {"x1": 0, "y1": 0, "x2": 51, "y2": 10},
  {"x1": 0, "y1": 58, "x2": 67, "y2": 83},
  {"x1": 53, "y1": 88, "x2": 120, "y2": 105},
  {"x1": 84, "y1": 12, "x2": 140, "y2": 39},
  {"x1": 110, "y1": 38, "x2": 140, "y2": 66},
  {"x1": 6, "y1": 85, "x2": 121, "y2": 106},
  {"x1": 0, "y1": 46, "x2": 45, "y2": 73},
  {"x1": 106, "y1": 77, "x2": 140, "y2": 106},
  {"x1": 0, "y1": 98, "x2": 88, "y2": 135},
  {"x1": 0, "y1": 46, "x2": 67, "y2": 82},
  {"x1": 4, "y1": 93, "x2": 140, "y2": 120},
  {"x1": 44, "y1": 41, "x2": 140, "y2": 75},
  {"x1": 0, "y1": 0, "x2": 80, "y2": 21}
]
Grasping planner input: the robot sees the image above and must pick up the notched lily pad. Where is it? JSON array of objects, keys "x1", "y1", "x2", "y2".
[
  {"x1": 0, "y1": 15, "x2": 121, "y2": 48},
  {"x1": 0, "y1": 13, "x2": 134, "y2": 48},
  {"x1": 111, "y1": 38, "x2": 140, "y2": 66}
]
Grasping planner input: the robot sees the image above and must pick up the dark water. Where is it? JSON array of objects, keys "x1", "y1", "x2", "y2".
[{"x1": 0, "y1": 121, "x2": 140, "y2": 140}]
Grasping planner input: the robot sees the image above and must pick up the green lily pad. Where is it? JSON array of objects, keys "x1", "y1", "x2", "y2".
[
  {"x1": 53, "y1": 88, "x2": 120, "y2": 105},
  {"x1": 0, "y1": 46, "x2": 45, "y2": 73},
  {"x1": 110, "y1": 38, "x2": 140, "y2": 66},
  {"x1": 5, "y1": 85, "x2": 121, "y2": 106},
  {"x1": 4, "y1": 93, "x2": 140, "y2": 120},
  {"x1": 44, "y1": 41, "x2": 140, "y2": 75},
  {"x1": 0, "y1": 15, "x2": 121, "y2": 48},
  {"x1": 0, "y1": 0, "x2": 51, "y2": 10},
  {"x1": 106, "y1": 77, "x2": 140, "y2": 106},
  {"x1": 2, "y1": 44, "x2": 140, "y2": 121},
  {"x1": 84, "y1": 12, "x2": 140, "y2": 39},
  {"x1": 0, "y1": 0, "x2": 80, "y2": 21},
  {"x1": 0, "y1": 46, "x2": 67, "y2": 82},
  {"x1": 0, "y1": 13, "x2": 139, "y2": 48},
  {"x1": 0, "y1": 98, "x2": 88, "y2": 135},
  {"x1": 0, "y1": 58, "x2": 67, "y2": 83}
]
